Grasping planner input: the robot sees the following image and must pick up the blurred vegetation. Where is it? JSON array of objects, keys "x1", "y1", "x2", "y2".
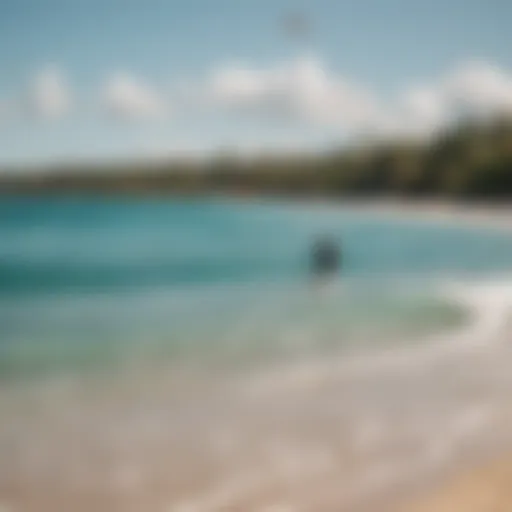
[{"x1": 1, "y1": 117, "x2": 512, "y2": 199}]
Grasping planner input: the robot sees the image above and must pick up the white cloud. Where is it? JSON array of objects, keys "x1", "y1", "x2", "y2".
[
  {"x1": 5, "y1": 56, "x2": 512, "y2": 148},
  {"x1": 386, "y1": 61, "x2": 512, "y2": 139},
  {"x1": 210, "y1": 56, "x2": 380, "y2": 131},
  {"x1": 208, "y1": 56, "x2": 512, "y2": 141},
  {"x1": 403, "y1": 86, "x2": 447, "y2": 126},
  {"x1": 30, "y1": 66, "x2": 71, "y2": 119},
  {"x1": 366, "y1": 86, "x2": 450, "y2": 141},
  {"x1": 445, "y1": 61, "x2": 512, "y2": 115},
  {"x1": 103, "y1": 73, "x2": 167, "y2": 119}
]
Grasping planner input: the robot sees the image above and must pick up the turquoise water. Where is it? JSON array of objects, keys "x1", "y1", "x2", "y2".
[{"x1": 1, "y1": 197, "x2": 512, "y2": 378}]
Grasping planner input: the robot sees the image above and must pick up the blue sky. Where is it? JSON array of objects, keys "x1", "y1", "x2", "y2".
[{"x1": 1, "y1": 0, "x2": 512, "y2": 168}]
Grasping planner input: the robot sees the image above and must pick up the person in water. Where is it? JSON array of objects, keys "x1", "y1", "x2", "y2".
[{"x1": 311, "y1": 236, "x2": 341, "y2": 281}]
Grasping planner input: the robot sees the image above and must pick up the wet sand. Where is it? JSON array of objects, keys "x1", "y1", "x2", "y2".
[{"x1": 2, "y1": 311, "x2": 512, "y2": 512}]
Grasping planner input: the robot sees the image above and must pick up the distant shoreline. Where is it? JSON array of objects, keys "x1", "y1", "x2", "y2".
[
  {"x1": 2, "y1": 189, "x2": 512, "y2": 233},
  {"x1": 312, "y1": 198, "x2": 512, "y2": 232}
]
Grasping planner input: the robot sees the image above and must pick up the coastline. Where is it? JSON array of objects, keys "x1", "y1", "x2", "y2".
[
  {"x1": 1, "y1": 199, "x2": 512, "y2": 512},
  {"x1": 368, "y1": 200, "x2": 512, "y2": 512},
  {"x1": 340, "y1": 199, "x2": 512, "y2": 231},
  {"x1": 276, "y1": 197, "x2": 512, "y2": 232},
  {"x1": 352, "y1": 200, "x2": 512, "y2": 511}
]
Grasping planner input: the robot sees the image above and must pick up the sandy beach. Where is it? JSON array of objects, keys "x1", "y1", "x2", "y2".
[{"x1": 1, "y1": 201, "x2": 512, "y2": 512}]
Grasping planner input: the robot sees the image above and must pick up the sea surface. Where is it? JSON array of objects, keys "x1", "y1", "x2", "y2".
[
  {"x1": 2, "y1": 196, "x2": 512, "y2": 378},
  {"x1": 2, "y1": 197, "x2": 512, "y2": 511}
]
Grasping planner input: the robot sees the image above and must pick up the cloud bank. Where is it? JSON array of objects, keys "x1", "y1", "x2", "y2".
[
  {"x1": 208, "y1": 57, "x2": 512, "y2": 139},
  {"x1": 4, "y1": 57, "x2": 512, "y2": 144}
]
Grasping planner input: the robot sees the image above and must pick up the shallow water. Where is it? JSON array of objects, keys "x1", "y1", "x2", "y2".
[{"x1": 2, "y1": 197, "x2": 511, "y2": 378}]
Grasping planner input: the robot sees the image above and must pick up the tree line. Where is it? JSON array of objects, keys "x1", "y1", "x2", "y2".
[{"x1": 1, "y1": 117, "x2": 512, "y2": 199}]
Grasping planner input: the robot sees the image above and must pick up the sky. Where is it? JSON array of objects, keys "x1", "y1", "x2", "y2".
[{"x1": 1, "y1": 0, "x2": 512, "y2": 168}]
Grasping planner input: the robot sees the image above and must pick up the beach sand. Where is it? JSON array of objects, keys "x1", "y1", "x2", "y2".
[
  {"x1": 407, "y1": 457, "x2": 512, "y2": 512},
  {"x1": 2, "y1": 330, "x2": 512, "y2": 512}
]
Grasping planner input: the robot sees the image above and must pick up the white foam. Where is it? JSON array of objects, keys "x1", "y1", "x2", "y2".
[{"x1": 243, "y1": 277, "x2": 512, "y2": 398}]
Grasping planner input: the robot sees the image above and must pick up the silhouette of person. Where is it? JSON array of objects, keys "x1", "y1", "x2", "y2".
[{"x1": 311, "y1": 236, "x2": 341, "y2": 281}]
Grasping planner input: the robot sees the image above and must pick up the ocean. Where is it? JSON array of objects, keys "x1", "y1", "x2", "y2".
[
  {"x1": 2, "y1": 196, "x2": 512, "y2": 377},
  {"x1": 1, "y1": 196, "x2": 512, "y2": 511}
]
